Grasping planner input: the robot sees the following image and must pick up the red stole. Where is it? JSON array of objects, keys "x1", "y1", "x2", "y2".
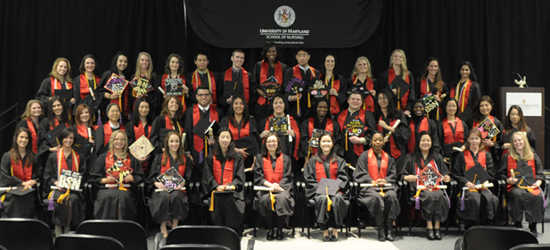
[
  {"x1": 164, "y1": 115, "x2": 183, "y2": 136},
  {"x1": 377, "y1": 117, "x2": 401, "y2": 159},
  {"x1": 367, "y1": 148, "x2": 389, "y2": 180},
  {"x1": 387, "y1": 69, "x2": 410, "y2": 110},
  {"x1": 102, "y1": 122, "x2": 125, "y2": 146},
  {"x1": 192, "y1": 105, "x2": 219, "y2": 154},
  {"x1": 161, "y1": 154, "x2": 186, "y2": 177},
  {"x1": 325, "y1": 76, "x2": 342, "y2": 114},
  {"x1": 308, "y1": 117, "x2": 334, "y2": 156},
  {"x1": 292, "y1": 65, "x2": 316, "y2": 80},
  {"x1": 134, "y1": 120, "x2": 151, "y2": 140},
  {"x1": 213, "y1": 155, "x2": 233, "y2": 185},
  {"x1": 79, "y1": 74, "x2": 100, "y2": 100},
  {"x1": 315, "y1": 158, "x2": 338, "y2": 180},
  {"x1": 26, "y1": 119, "x2": 38, "y2": 154},
  {"x1": 419, "y1": 78, "x2": 442, "y2": 98},
  {"x1": 104, "y1": 152, "x2": 132, "y2": 184},
  {"x1": 506, "y1": 155, "x2": 539, "y2": 195},
  {"x1": 464, "y1": 150, "x2": 486, "y2": 171},
  {"x1": 258, "y1": 61, "x2": 283, "y2": 105},
  {"x1": 224, "y1": 68, "x2": 250, "y2": 104},
  {"x1": 408, "y1": 117, "x2": 429, "y2": 153},
  {"x1": 263, "y1": 154, "x2": 284, "y2": 184},
  {"x1": 450, "y1": 80, "x2": 472, "y2": 113},
  {"x1": 353, "y1": 76, "x2": 375, "y2": 112},
  {"x1": 57, "y1": 148, "x2": 80, "y2": 176},
  {"x1": 228, "y1": 119, "x2": 250, "y2": 140},
  {"x1": 191, "y1": 70, "x2": 217, "y2": 106},
  {"x1": 264, "y1": 115, "x2": 301, "y2": 160},
  {"x1": 442, "y1": 118, "x2": 464, "y2": 144},
  {"x1": 337, "y1": 109, "x2": 368, "y2": 156},
  {"x1": 76, "y1": 124, "x2": 90, "y2": 139},
  {"x1": 10, "y1": 157, "x2": 32, "y2": 181},
  {"x1": 161, "y1": 74, "x2": 187, "y2": 111},
  {"x1": 50, "y1": 76, "x2": 73, "y2": 96}
]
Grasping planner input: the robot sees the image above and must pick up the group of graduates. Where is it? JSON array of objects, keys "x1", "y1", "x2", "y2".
[{"x1": 0, "y1": 43, "x2": 544, "y2": 243}]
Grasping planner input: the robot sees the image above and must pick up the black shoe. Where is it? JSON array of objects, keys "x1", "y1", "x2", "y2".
[
  {"x1": 378, "y1": 227, "x2": 386, "y2": 242},
  {"x1": 266, "y1": 229, "x2": 274, "y2": 241},
  {"x1": 330, "y1": 234, "x2": 339, "y2": 242},
  {"x1": 529, "y1": 223, "x2": 538, "y2": 234},
  {"x1": 385, "y1": 229, "x2": 394, "y2": 242},
  {"x1": 276, "y1": 228, "x2": 284, "y2": 240},
  {"x1": 323, "y1": 235, "x2": 330, "y2": 242},
  {"x1": 427, "y1": 229, "x2": 435, "y2": 240},
  {"x1": 514, "y1": 221, "x2": 523, "y2": 228},
  {"x1": 434, "y1": 228, "x2": 442, "y2": 240}
]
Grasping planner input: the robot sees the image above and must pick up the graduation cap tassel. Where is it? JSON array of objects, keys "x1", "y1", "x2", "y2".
[
  {"x1": 209, "y1": 190, "x2": 216, "y2": 211},
  {"x1": 119, "y1": 175, "x2": 128, "y2": 191},
  {"x1": 47, "y1": 190, "x2": 55, "y2": 211},
  {"x1": 414, "y1": 188, "x2": 422, "y2": 210},
  {"x1": 270, "y1": 191, "x2": 276, "y2": 211},
  {"x1": 308, "y1": 92, "x2": 311, "y2": 108},
  {"x1": 57, "y1": 189, "x2": 70, "y2": 205},
  {"x1": 326, "y1": 186, "x2": 332, "y2": 212},
  {"x1": 0, "y1": 194, "x2": 4, "y2": 209}
]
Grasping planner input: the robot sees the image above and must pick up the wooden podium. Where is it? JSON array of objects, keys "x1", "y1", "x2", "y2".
[{"x1": 495, "y1": 87, "x2": 545, "y2": 167}]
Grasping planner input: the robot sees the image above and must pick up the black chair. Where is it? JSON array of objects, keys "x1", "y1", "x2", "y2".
[
  {"x1": 54, "y1": 234, "x2": 124, "y2": 250},
  {"x1": 76, "y1": 220, "x2": 148, "y2": 250},
  {"x1": 454, "y1": 226, "x2": 538, "y2": 250},
  {"x1": 159, "y1": 244, "x2": 231, "y2": 250},
  {"x1": 0, "y1": 218, "x2": 53, "y2": 250},
  {"x1": 0, "y1": 244, "x2": 7, "y2": 250},
  {"x1": 510, "y1": 244, "x2": 550, "y2": 250},
  {"x1": 164, "y1": 225, "x2": 241, "y2": 250}
]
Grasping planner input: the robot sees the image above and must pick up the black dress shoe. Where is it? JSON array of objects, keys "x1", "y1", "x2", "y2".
[
  {"x1": 323, "y1": 235, "x2": 330, "y2": 242},
  {"x1": 514, "y1": 221, "x2": 523, "y2": 228},
  {"x1": 378, "y1": 227, "x2": 386, "y2": 242},
  {"x1": 276, "y1": 228, "x2": 284, "y2": 240},
  {"x1": 385, "y1": 229, "x2": 394, "y2": 242},
  {"x1": 427, "y1": 229, "x2": 435, "y2": 240},
  {"x1": 434, "y1": 228, "x2": 442, "y2": 240},
  {"x1": 266, "y1": 229, "x2": 274, "y2": 241},
  {"x1": 330, "y1": 234, "x2": 339, "y2": 242},
  {"x1": 529, "y1": 223, "x2": 538, "y2": 234}
]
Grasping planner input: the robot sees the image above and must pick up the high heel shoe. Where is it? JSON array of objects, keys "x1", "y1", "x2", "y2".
[
  {"x1": 427, "y1": 228, "x2": 435, "y2": 240},
  {"x1": 266, "y1": 229, "x2": 274, "y2": 241},
  {"x1": 322, "y1": 230, "x2": 330, "y2": 242},
  {"x1": 276, "y1": 228, "x2": 284, "y2": 240},
  {"x1": 434, "y1": 228, "x2": 442, "y2": 240}
]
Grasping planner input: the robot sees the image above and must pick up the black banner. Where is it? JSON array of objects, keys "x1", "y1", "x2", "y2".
[{"x1": 186, "y1": 0, "x2": 383, "y2": 48}]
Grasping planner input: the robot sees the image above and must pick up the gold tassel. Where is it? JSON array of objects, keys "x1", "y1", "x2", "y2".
[
  {"x1": 397, "y1": 88, "x2": 401, "y2": 110},
  {"x1": 296, "y1": 92, "x2": 300, "y2": 116},
  {"x1": 379, "y1": 186, "x2": 385, "y2": 197},
  {"x1": 345, "y1": 133, "x2": 348, "y2": 151},
  {"x1": 118, "y1": 174, "x2": 128, "y2": 191},
  {"x1": 205, "y1": 137, "x2": 208, "y2": 158},
  {"x1": 326, "y1": 186, "x2": 332, "y2": 211},
  {"x1": 56, "y1": 189, "x2": 70, "y2": 204},
  {"x1": 209, "y1": 190, "x2": 216, "y2": 211},
  {"x1": 308, "y1": 92, "x2": 311, "y2": 108},
  {"x1": 270, "y1": 191, "x2": 276, "y2": 211}
]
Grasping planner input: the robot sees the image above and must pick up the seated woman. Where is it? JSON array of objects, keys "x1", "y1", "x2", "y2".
[
  {"x1": 89, "y1": 130, "x2": 144, "y2": 220},
  {"x1": 401, "y1": 131, "x2": 450, "y2": 240},
  {"x1": 498, "y1": 131, "x2": 544, "y2": 234},
  {"x1": 502, "y1": 105, "x2": 536, "y2": 156},
  {"x1": 16, "y1": 100, "x2": 43, "y2": 155},
  {"x1": 354, "y1": 132, "x2": 400, "y2": 242},
  {"x1": 452, "y1": 129, "x2": 498, "y2": 230},
  {"x1": 303, "y1": 133, "x2": 349, "y2": 242},
  {"x1": 0, "y1": 128, "x2": 40, "y2": 218},
  {"x1": 150, "y1": 96, "x2": 185, "y2": 156},
  {"x1": 253, "y1": 132, "x2": 294, "y2": 241},
  {"x1": 201, "y1": 128, "x2": 245, "y2": 235},
  {"x1": 43, "y1": 128, "x2": 86, "y2": 235},
  {"x1": 148, "y1": 131, "x2": 192, "y2": 238}
]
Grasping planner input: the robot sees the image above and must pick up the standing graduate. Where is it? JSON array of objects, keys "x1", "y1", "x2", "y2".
[
  {"x1": 355, "y1": 132, "x2": 400, "y2": 242},
  {"x1": 94, "y1": 104, "x2": 125, "y2": 157},
  {"x1": 159, "y1": 53, "x2": 190, "y2": 112},
  {"x1": 378, "y1": 49, "x2": 415, "y2": 116},
  {"x1": 16, "y1": 100, "x2": 44, "y2": 155},
  {"x1": 303, "y1": 133, "x2": 349, "y2": 242},
  {"x1": 36, "y1": 57, "x2": 76, "y2": 109},
  {"x1": 449, "y1": 61, "x2": 481, "y2": 124},
  {"x1": 71, "y1": 104, "x2": 96, "y2": 170},
  {"x1": 471, "y1": 95, "x2": 503, "y2": 168},
  {"x1": 150, "y1": 96, "x2": 185, "y2": 157},
  {"x1": 219, "y1": 50, "x2": 255, "y2": 114},
  {"x1": 187, "y1": 52, "x2": 220, "y2": 107},
  {"x1": 43, "y1": 128, "x2": 86, "y2": 235},
  {"x1": 38, "y1": 97, "x2": 72, "y2": 162},
  {"x1": 147, "y1": 131, "x2": 192, "y2": 238},
  {"x1": 299, "y1": 99, "x2": 340, "y2": 163},
  {"x1": 98, "y1": 52, "x2": 132, "y2": 124},
  {"x1": 348, "y1": 56, "x2": 375, "y2": 112},
  {"x1": 312, "y1": 54, "x2": 347, "y2": 115},
  {"x1": 73, "y1": 54, "x2": 101, "y2": 123},
  {"x1": 501, "y1": 105, "x2": 536, "y2": 156},
  {"x1": 129, "y1": 52, "x2": 161, "y2": 117},
  {"x1": 126, "y1": 98, "x2": 154, "y2": 173},
  {"x1": 252, "y1": 43, "x2": 288, "y2": 123},
  {"x1": 417, "y1": 58, "x2": 448, "y2": 121},
  {"x1": 0, "y1": 128, "x2": 40, "y2": 218},
  {"x1": 437, "y1": 98, "x2": 468, "y2": 166},
  {"x1": 407, "y1": 100, "x2": 441, "y2": 155},
  {"x1": 201, "y1": 128, "x2": 245, "y2": 235}
]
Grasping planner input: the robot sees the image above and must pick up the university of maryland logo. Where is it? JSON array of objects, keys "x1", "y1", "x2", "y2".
[{"x1": 274, "y1": 5, "x2": 295, "y2": 28}]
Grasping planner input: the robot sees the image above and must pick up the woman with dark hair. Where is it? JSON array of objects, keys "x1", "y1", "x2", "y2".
[
  {"x1": 16, "y1": 100, "x2": 44, "y2": 154},
  {"x1": 348, "y1": 56, "x2": 375, "y2": 112},
  {"x1": 498, "y1": 132, "x2": 544, "y2": 234},
  {"x1": 98, "y1": 52, "x2": 131, "y2": 124},
  {"x1": 126, "y1": 98, "x2": 154, "y2": 173},
  {"x1": 374, "y1": 89, "x2": 410, "y2": 170},
  {"x1": 502, "y1": 105, "x2": 536, "y2": 156},
  {"x1": 253, "y1": 132, "x2": 294, "y2": 240},
  {"x1": 43, "y1": 128, "x2": 86, "y2": 235},
  {"x1": 159, "y1": 53, "x2": 190, "y2": 112},
  {"x1": 299, "y1": 99, "x2": 340, "y2": 163},
  {"x1": 407, "y1": 100, "x2": 441, "y2": 154},
  {"x1": 438, "y1": 98, "x2": 468, "y2": 164},
  {"x1": 0, "y1": 128, "x2": 40, "y2": 218},
  {"x1": 89, "y1": 130, "x2": 144, "y2": 220},
  {"x1": 71, "y1": 104, "x2": 96, "y2": 161},
  {"x1": 471, "y1": 95, "x2": 503, "y2": 165},
  {"x1": 147, "y1": 131, "x2": 192, "y2": 238},
  {"x1": 355, "y1": 132, "x2": 400, "y2": 242},
  {"x1": 378, "y1": 49, "x2": 415, "y2": 116},
  {"x1": 417, "y1": 58, "x2": 448, "y2": 121},
  {"x1": 38, "y1": 96, "x2": 72, "y2": 157},
  {"x1": 129, "y1": 52, "x2": 160, "y2": 116},
  {"x1": 36, "y1": 57, "x2": 75, "y2": 107},
  {"x1": 303, "y1": 133, "x2": 349, "y2": 242},
  {"x1": 313, "y1": 54, "x2": 347, "y2": 115},
  {"x1": 252, "y1": 42, "x2": 289, "y2": 123},
  {"x1": 449, "y1": 61, "x2": 481, "y2": 123},
  {"x1": 452, "y1": 129, "x2": 498, "y2": 230},
  {"x1": 73, "y1": 54, "x2": 101, "y2": 121},
  {"x1": 150, "y1": 96, "x2": 185, "y2": 155},
  {"x1": 401, "y1": 132, "x2": 450, "y2": 240},
  {"x1": 201, "y1": 128, "x2": 245, "y2": 235},
  {"x1": 94, "y1": 104, "x2": 125, "y2": 156}
]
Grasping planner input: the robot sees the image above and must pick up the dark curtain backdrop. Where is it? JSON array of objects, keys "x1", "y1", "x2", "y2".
[{"x1": 1, "y1": 0, "x2": 549, "y2": 167}]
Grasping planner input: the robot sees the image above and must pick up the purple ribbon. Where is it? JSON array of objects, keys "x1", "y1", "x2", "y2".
[
  {"x1": 540, "y1": 187, "x2": 547, "y2": 208},
  {"x1": 415, "y1": 196, "x2": 420, "y2": 210},
  {"x1": 97, "y1": 111, "x2": 103, "y2": 126},
  {"x1": 199, "y1": 151, "x2": 204, "y2": 164},
  {"x1": 460, "y1": 193, "x2": 465, "y2": 211},
  {"x1": 0, "y1": 201, "x2": 3, "y2": 209},
  {"x1": 47, "y1": 190, "x2": 55, "y2": 211}
]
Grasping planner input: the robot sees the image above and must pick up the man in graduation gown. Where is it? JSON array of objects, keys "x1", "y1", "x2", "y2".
[
  {"x1": 186, "y1": 52, "x2": 221, "y2": 107},
  {"x1": 218, "y1": 50, "x2": 256, "y2": 115},
  {"x1": 336, "y1": 91, "x2": 376, "y2": 167},
  {"x1": 283, "y1": 47, "x2": 320, "y2": 124},
  {"x1": 184, "y1": 85, "x2": 224, "y2": 181}
]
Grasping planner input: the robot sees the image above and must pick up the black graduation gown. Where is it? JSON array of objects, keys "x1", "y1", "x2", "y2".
[
  {"x1": 401, "y1": 154, "x2": 450, "y2": 222},
  {"x1": 437, "y1": 118, "x2": 469, "y2": 160},
  {"x1": 335, "y1": 109, "x2": 377, "y2": 167},
  {"x1": 283, "y1": 66, "x2": 321, "y2": 123},
  {"x1": 354, "y1": 149, "x2": 400, "y2": 225},
  {"x1": 258, "y1": 116, "x2": 300, "y2": 162},
  {"x1": 16, "y1": 118, "x2": 41, "y2": 155},
  {"x1": 502, "y1": 128, "x2": 536, "y2": 154},
  {"x1": 303, "y1": 156, "x2": 349, "y2": 228},
  {"x1": 89, "y1": 152, "x2": 144, "y2": 220},
  {"x1": 185, "y1": 70, "x2": 221, "y2": 105},
  {"x1": 38, "y1": 118, "x2": 71, "y2": 157},
  {"x1": 252, "y1": 61, "x2": 289, "y2": 123},
  {"x1": 36, "y1": 77, "x2": 73, "y2": 108},
  {"x1": 452, "y1": 150, "x2": 498, "y2": 222},
  {"x1": 149, "y1": 114, "x2": 184, "y2": 156},
  {"x1": 218, "y1": 116, "x2": 259, "y2": 170},
  {"x1": 93, "y1": 123, "x2": 123, "y2": 160},
  {"x1": 201, "y1": 154, "x2": 245, "y2": 229},
  {"x1": 0, "y1": 152, "x2": 40, "y2": 218},
  {"x1": 98, "y1": 70, "x2": 131, "y2": 124},
  {"x1": 253, "y1": 153, "x2": 294, "y2": 217},
  {"x1": 471, "y1": 116, "x2": 504, "y2": 169},
  {"x1": 407, "y1": 116, "x2": 441, "y2": 155},
  {"x1": 43, "y1": 151, "x2": 86, "y2": 227},
  {"x1": 125, "y1": 120, "x2": 153, "y2": 173},
  {"x1": 147, "y1": 154, "x2": 193, "y2": 223},
  {"x1": 449, "y1": 81, "x2": 481, "y2": 124},
  {"x1": 498, "y1": 153, "x2": 544, "y2": 223},
  {"x1": 128, "y1": 73, "x2": 161, "y2": 117},
  {"x1": 217, "y1": 68, "x2": 256, "y2": 114},
  {"x1": 376, "y1": 110, "x2": 411, "y2": 168},
  {"x1": 298, "y1": 116, "x2": 341, "y2": 159},
  {"x1": 378, "y1": 71, "x2": 415, "y2": 112},
  {"x1": 73, "y1": 74, "x2": 102, "y2": 114}
]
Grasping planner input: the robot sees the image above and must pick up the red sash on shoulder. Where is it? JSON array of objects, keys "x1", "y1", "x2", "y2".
[
  {"x1": 57, "y1": 148, "x2": 80, "y2": 175},
  {"x1": 353, "y1": 76, "x2": 375, "y2": 112},
  {"x1": 10, "y1": 156, "x2": 32, "y2": 181},
  {"x1": 450, "y1": 80, "x2": 472, "y2": 113},
  {"x1": 442, "y1": 118, "x2": 464, "y2": 144},
  {"x1": 315, "y1": 158, "x2": 338, "y2": 180},
  {"x1": 224, "y1": 68, "x2": 250, "y2": 104},
  {"x1": 408, "y1": 117, "x2": 429, "y2": 153},
  {"x1": 258, "y1": 61, "x2": 283, "y2": 106},
  {"x1": 213, "y1": 155, "x2": 233, "y2": 185},
  {"x1": 191, "y1": 70, "x2": 217, "y2": 106},
  {"x1": 76, "y1": 124, "x2": 89, "y2": 139},
  {"x1": 325, "y1": 76, "x2": 342, "y2": 114},
  {"x1": 161, "y1": 154, "x2": 186, "y2": 177},
  {"x1": 505, "y1": 155, "x2": 539, "y2": 195},
  {"x1": 134, "y1": 120, "x2": 151, "y2": 140},
  {"x1": 387, "y1": 69, "x2": 410, "y2": 110},
  {"x1": 79, "y1": 74, "x2": 100, "y2": 100},
  {"x1": 464, "y1": 150, "x2": 486, "y2": 171},
  {"x1": 228, "y1": 119, "x2": 250, "y2": 140},
  {"x1": 26, "y1": 119, "x2": 38, "y2": 154},
  {"x1": 377, "y1": 117, "x2": 401, "y2": 159},
  {"x1": 192, "y1": 105, "x2": 218, "y2": 154},
  {"x1": 50, "y1": 77, "x2": 73, "y2": 96},
  {"x1": 292, "y1": 65, "x2": 316, "y2": 80},
  {"x1": 103, "y1": 122, "x2": 125, "y2": 146},
  {"x1": 337, "y1": 109, "x2": 368, "y2": 156},
  {"x1": 263, "y1": 154, "x2": 284, "y2": 184},
  {"x1": 367, "y1": 148, "x2": 389, "y2": 180}
]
